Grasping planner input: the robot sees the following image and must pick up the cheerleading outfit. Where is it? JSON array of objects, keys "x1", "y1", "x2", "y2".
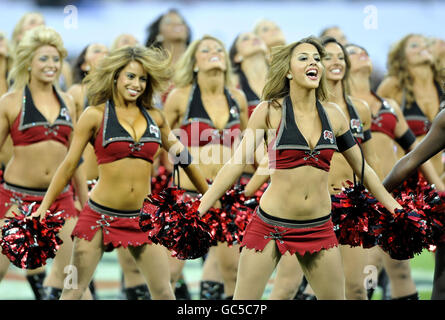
[
  {"x1": 71, "y1": 100, "x2": 161, "y2": 249},
  {"x1": 401, "y1": 82, "x2": 445, "y2": 137},
  {"x1": 240, "y1": 96, "x2": 354, "y2": 256},
  {"x1": 237, "y1": 70, "x2": 260, "y2": 118},
  {"x1": 370, "y1": 92, "x2": 398, "y2": 140},
  {"x1": 0, "y1": 85, "x2": 77, "y2": 220},
  {"x1": 178, "y1": 82, "x2": 241, "y2": 148}
]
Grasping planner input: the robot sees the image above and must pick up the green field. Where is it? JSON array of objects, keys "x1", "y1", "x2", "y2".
[{"x1": 0, "y1": 249, "x2": 435, "y2": 300}]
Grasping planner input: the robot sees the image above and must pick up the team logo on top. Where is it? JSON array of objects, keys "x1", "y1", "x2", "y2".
[
  {"x1": 350, "y1": 119, "x2": 362, "y2": 132},
  {"x1": 323, "y1": 130, "x2": 334, "y2": 144},
  {"x1": 230, "y1": 106, "x2": 239, "y2": 118},
  {"x1": 60, "y1": 108, "x2": 71, "y2": 121},
  {"x1": 149, "y1": 124, "x2": 159, "y2": 137}
]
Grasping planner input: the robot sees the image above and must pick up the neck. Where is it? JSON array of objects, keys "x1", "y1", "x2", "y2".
[
  {"x1": 28, "y1": 78, "x2": 53, "y2": 94},
  {"x1": 408, "y1": 63, "x2": 434, "y2": 86},
  {"x1": 197, "y1": 70, "x2": 225, "y2": 94},
  {"x1": 240, "y1": 52, "x2": 268, "y2": 79},
  {"x1": 326, "y1": 79, "x2": 345, "y2": 104},
  {"x1": 162, "y1": 40, "x2": 187, "y2": 65},
  {"x1": 289, "y1": 83, "x2": 316, "y2": 112},
  {"x1": 349, "y1": 69, "x2": 371, "y2": 95}
]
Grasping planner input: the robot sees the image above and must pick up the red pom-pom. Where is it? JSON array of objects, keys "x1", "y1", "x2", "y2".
[
  {"x1": 377, "y1": 207, "x2": 430, "y2": 260},
  {"x1": 150, "y1": 166, "x2": 172, "y2": 196},
  {"x1": 139, "y1": 187, "x2": 213, "y2": 259},
  {"x1": 0, "y1": 202, "x2": 65, "y2": 269},
  {"x1": 201, "y1": 183, "x2": 254, "y2": 246},
  {"x1": 331, "y1": 181, "x2": 383, "y2": 248}
]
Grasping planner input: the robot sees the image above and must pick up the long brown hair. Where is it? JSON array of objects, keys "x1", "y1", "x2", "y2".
[{"x1": 83, "y1": 45, "x2": 172, "y2": 109}]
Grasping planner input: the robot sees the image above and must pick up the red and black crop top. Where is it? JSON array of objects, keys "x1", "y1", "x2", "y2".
[
  {"x1": 370, "y1": 92, "x2": 398, "y2": 140},
  {"x1": 402, "y1": 82, "x2": 445, "y2": 137},
  {"x1": 268, "y1": 96, "x2": 339, "y2": 171},
  {"x1": 179, "y1": 82, "x2": 241, "y2": 148},
  {"x1": 93, "y1": 100, "x2": 161, "y2": 164},
  {"x1": 10, "y1": 85, "x2": 73, "y2": 147},
  {"x1": 237, "y1": 69, "x2": 261, "y2": 118},
  {"x1": 345, "y1": 96, "x2": 368, "y2": 143}
]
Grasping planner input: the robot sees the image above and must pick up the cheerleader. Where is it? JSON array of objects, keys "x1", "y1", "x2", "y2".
[
  {"x1": 163, "y1": 35, "x2": 248, "y2": 299},
  {"x1": 346, "y1": 42, "x2": 444, "y2": 299},
  {"x1": 0, "y1": 26, "x2": 88, "y2": 299},
  {"x1": 382, "y1": 107, "x2": 445, "y2": 299},
  {"x1": 31, "y1": 45, "x2": 209, "y2": 299},
  {"x1": 197, "y1": 36, "x2": 402, "y2": 299}
]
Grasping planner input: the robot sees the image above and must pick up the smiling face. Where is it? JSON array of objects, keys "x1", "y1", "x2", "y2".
[
  {"x1": 322, "y1": 42, "x2": 346, "y2": 81},
  {"x1": 289, "y1": 43, "x2": 323, "y2": 90},
  {"x1": 255, "y1": 20, "x2": 286, "y2": 49},
  {"x1": 159, "y1": 12, "x2": 188, "y2": 42},
  {"x1": 30, "y1": 45, "x2": 61, "y2": 84},
  {"x1": 115, "y1": 60, "x2": 147, "y2": 103},
  {"x1": 405, "y1": 35, "x2": 434, "y2": 66},
  {"x1": 234, "y1": 32, "x2": 267, "y2": 62},
  {"x1": 194, "y1": 38, "x2": 227, "y2": 72},
  {"x1": 83, "y1": 43, "x2": 108, "y2": 71},
  {"x1": 346, "y1": 44, "x2": 372, "y2": 73}
]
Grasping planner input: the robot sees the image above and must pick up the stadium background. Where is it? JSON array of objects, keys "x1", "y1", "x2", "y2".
[{"x1": 0, "y1": 0, "x2": 443, "y2": 299}]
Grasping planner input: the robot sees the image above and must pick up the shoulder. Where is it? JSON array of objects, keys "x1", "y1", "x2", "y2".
[
  {"x1": 228, "y1": 87, "x2": 247, "y2": 106},
  {"x1": 166, "y1": 85, "x2": 191, "y2": 102},
  {"x1": 148, "y1": 107, "x2": 167, "y2": 128},
  {"x1": 377, "y1": 76, "x2": 401, "y2": 96},
  {"x1": 321, "y1": 101, "x2": 349, "y2": 134},
  {"x1": 349, "y1": 96, "x2": 371, "y2": 119},
  {"x1": 81, "y1": 104, "x2": 105, "y2": 122},
  {"x1": 67, "y1": 84, "x2": 82, "y2": 98},
  {"x1": 248, "y1": 100, "x2": 282, "y2": 129},
  {"x1": 0, "y1": 90, "x2": 22, "y2": 118}
]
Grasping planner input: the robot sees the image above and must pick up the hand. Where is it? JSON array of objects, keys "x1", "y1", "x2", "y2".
[{"x1": 30, "y1": 206, "x2": 47, "y2": 222}]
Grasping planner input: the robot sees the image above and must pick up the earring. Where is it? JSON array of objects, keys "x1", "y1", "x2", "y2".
[
  {"x1": 287, "y1": 74, "x2": 293, "y2": 80},
  {"x1": 114, "y1": 79, "x2": 117, "y2": 84},
  {"x1": 156, "y1": 34, "x2": 164, "y2": 43},
  {"x1": 28, "y1": 67, "x2": 31, "y2": 72},
  {"x1": 237, "y1": 56, "x2": 243, "y2": 63},
  {"x1": 193, "y1": 67, "x2": 199, "y2": 73},
  {"x1": 85, "y1": 65, "x2": 91, "y2": 72}
]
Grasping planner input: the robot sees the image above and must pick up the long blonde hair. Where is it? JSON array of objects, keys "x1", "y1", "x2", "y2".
[
  {"x1": 173, "y1": 35, "x2": 234, "y2": 88},
  {"x1": 387, "y1": 34, "x2": 441, "y2": 106},
  {"x1": 0, "y1": 31, "x2": 13, "y2": 75},
  {"x1": 262, "y1": 36, "x2": 328, "y2": 105},
  {"x1": 84, "y1": 45, "x2": 172, "y2": 109},
  {"x1": 11, "y1": 12, "x2": 45, "y2": 52},
  {"x1": 8, "y1": 26, "x2": 66, "y2": 91}
]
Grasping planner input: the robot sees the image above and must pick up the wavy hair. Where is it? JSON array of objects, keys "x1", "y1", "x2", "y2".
[
  {"x1": 11, "y1": 12, "x2": 45, "y2": 52},
  {"x1": 173, "y1": 35, "x2": 234, "y2": 88},
  {"x1": 8, "y1": 26, "x2": 67, "y2": 90},
  {"x1": 387, "y1": 34, "x2": 441, "y2": 107},
  {"x1": 83, "y1": 45, "x2": 172, "y2": 109}
]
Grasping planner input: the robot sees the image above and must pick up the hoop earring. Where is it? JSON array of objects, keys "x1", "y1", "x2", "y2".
[{"x1": 287, "y1": 74, "x2": 293, "y2": 80}]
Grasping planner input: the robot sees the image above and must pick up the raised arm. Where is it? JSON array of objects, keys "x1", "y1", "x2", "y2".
[
  {"x1": 198, "y1": 101, "x2": 270, "y2": 214},
  {"x1": 383, "y1": 109, "x2": 445, "y2": 192}
]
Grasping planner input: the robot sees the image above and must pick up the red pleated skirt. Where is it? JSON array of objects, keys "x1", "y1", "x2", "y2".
[
  {"x1": 71, "y1": 199, "x2": 152, "y2": 251},
  {"x1": 240, "y1": 206, "x2": 338, "y2": 256},
  {"x1": 0, "y1": 182, "x2": 78, "y2": 220}
]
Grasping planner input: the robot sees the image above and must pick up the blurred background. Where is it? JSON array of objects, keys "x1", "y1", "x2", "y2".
[
  {"x1": 0, "y1": 0, "x2": 443, "y2": 300},
  {"x1": 0, "y1": 0, "x2": 444, "y2": 76}
]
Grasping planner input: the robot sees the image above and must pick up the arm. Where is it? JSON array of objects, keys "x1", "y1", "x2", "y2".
[
  {"x1": 231, "y1": 88, "x2": 249, "y2": 131},
  {"x1": 390, "y1": 99, "x2": 445, "y2": 190},
  {"x1": 32, "y1": 107, "x2": 100, "y2": 219},
  {"x1": 327, "y1": 102, "x2": 402, "y2": 213},
  {"x1": 244, "y1": 154, "x2": 270, "y2": 197},
  {"x1": 198, "y1": 101, "x2": 269, "y2": 214},
  {"x1": 155, "y1": 108, "x2": 209, "y2": 195},
  {"x1": 376, "y1": 76, "x2": 401, "y2": 104},
  {"x1": 0, "y1": 94, "x2": 11, "y2": 151},
  {"x1": 383, "y1": 110, "x2": 445, "y2": 192}
]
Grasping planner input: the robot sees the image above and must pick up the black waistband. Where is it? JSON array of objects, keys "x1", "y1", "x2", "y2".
[
  {"x1": 88, "y1": 199, "x2": 140, "y2": 218},
  {"x1": 3, "y1": 181, "x2": 70, "y2": 196},
  {"x1": 257, "y1": 206, "x2": 331, "y2": 229}
]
